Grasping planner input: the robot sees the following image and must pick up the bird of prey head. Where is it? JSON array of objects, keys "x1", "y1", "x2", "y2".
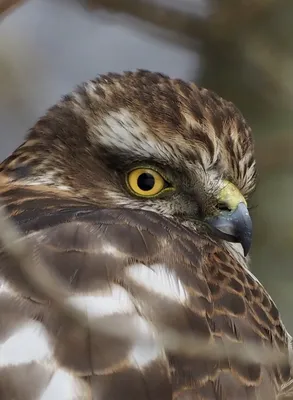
[
  {"x1": 2, "y1": 71, "x2": 256, "y2": 257},
  {"x1": 0, "y1": 71, "x2": 291, "y2": 400}
]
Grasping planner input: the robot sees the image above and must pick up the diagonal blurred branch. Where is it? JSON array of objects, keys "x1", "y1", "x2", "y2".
[
  {"x1": 85, "y1": 0, "x2": 278, "y2": 45},
  {"x1": 86, "y1": 0, "x2": 210, "y2": 44},
  {"x1": 0, "y1": 0, "x2": 25, "y2": 17}
]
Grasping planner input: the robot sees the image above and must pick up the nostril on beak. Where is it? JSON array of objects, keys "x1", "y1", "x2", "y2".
[{"x1": 216, "y1": 202, "x2": 232, "y2": 212}]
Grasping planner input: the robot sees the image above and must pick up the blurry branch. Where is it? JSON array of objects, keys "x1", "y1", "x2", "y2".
[
  {"x1": 85, "y1": 0, "x2": 277, "y2": 44},
  {"x1": 86, "y1": 0, "x2": 209, "y2": 46},
  {"x1": 0, "y1": 0, "x2": 25, "y2": 16},
  {"x1": 0, "y1": 200, "x2": 289, "y2": 367}
]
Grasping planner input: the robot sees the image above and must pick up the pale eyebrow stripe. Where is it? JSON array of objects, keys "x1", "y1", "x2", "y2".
[{"x1": 91, "y1": 109, "x2": 175, "y2": 162}]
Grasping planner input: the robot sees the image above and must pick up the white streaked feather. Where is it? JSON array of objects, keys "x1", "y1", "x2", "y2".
[
  {"x1": 101, "y1": 243, "x2": 120, "y2": 256},
  {"x1": 66, "y1": 285, "x2": 135, "y2": 319},
  {"x1": 17, "y1": 170, "x2": 71, "y2": 190},
  {"x1": 0, "y1": 279, "x2": 15, "y2": 295},
  {"x1": 0, "y1": 321, "x2": 52, "y2": 366},
  {"x1": 40, "y1": 369, "x2": 89, "y2": 400},
  {"x1": 129, "y1": 343, "x2": 161, "y2": 369},
  {"x1": 224, "y1": 241, "x2": 247, "y2": 269},
  {"x1": 128, "y1": 316, "x2": 163, "y2": 367},
  {"x1": 129, "y1": 341, "x2": 162, "y2": 368},
  {"x1": 127, "y1": 263, "x2": 188, "y2": 303},
  {"x1": 96, "y1": 109, "x2": 168, "y2": 159}
]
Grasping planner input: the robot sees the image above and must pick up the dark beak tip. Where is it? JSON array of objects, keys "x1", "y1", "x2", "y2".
[{"x1": 207, "y1": 202, "x2": 252, "y2": 256}]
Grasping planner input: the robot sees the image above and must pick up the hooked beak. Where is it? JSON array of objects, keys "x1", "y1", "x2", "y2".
[{"x1": 206, "y1": 181, "x2": 252, "y2": 256}]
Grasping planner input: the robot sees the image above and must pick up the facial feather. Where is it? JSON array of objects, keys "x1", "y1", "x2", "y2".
[
  {"x1": 0, "y1": 70, "x2": 256, "y2": 196},
  {"x1": 0, "y1": 71, "x2": 256, "y2": 253}
]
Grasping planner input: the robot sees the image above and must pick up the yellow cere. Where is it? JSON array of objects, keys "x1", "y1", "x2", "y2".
[
  {"x1": 127, "y1": 168, "x2": 166, "y2": 197},
  {"x1": 219, "y1": 180, "x2": 247, "y2": 211}
]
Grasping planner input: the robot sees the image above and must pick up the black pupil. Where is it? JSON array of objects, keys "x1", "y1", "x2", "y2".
[{"x1": 137, "y1": 173, "x2": 155, "y2": 191}]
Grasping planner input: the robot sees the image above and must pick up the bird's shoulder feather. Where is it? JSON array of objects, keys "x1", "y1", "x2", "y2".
[{"x1": 0, "y1": 185, "x2": 291, "y2": 400}]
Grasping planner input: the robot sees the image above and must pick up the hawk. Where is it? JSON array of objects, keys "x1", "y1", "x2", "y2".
[{"x1": 0, "y1": 70, "x2": 292, "y2": 400}]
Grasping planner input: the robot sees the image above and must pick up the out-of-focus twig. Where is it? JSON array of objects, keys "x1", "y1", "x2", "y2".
[
  {"x1": 86, "y1": 0, "x2": 209, "y2": 44},
  {"x1": 85, "y1": 0, "x2": 278, "y2": 44},
  {"x1": 0, "y1": 0, "x2": 25, "y2": 17}
]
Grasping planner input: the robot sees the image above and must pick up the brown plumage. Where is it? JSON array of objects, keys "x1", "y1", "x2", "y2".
[{"x1": 0, "y1": 70, "x2": 292, "y2": 399}]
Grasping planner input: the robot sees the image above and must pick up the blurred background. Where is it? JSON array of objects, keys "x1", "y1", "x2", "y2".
[{"x1": 1, "y1": 0, "x2": 293, "y2": 329}]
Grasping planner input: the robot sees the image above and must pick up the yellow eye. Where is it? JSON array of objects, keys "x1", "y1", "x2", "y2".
[{"x1": 127, "y1": 168, "x2": 167, "y2": 197}]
